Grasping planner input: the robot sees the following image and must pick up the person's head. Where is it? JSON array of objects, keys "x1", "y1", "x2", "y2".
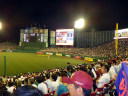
[
  {"x1": 51, "y1": 74, "x2": 57, "y2": 81},
  {"x1": 45, "y1": 74, "x2": 50, "y2": 79},
  {"x1": 98, "y1": 62, "x2": 103, "y2": 68},
  {"x1": 111, "y1": 61, "x2": 115, "y2": 66},
  {"x1": 62, "y1": 71, "x2": 93, "y2": 96},
  {"x1": 36, "y1": 76, "x2": 45, "y2": 83},
  {"x1": 24, "y1": 78, "x2": 28, "y2": 85},
  {"x1": 12, "y1": 85, "x2": 44, "y2": 96},
  {"x1": 67, "y1": 62, "x2": 70, "y2": 65},
  {"x1": 101, "y1": 65, "x2": 110, "y2": 73},
  {"x1": 8, "y1": 82, "x2": 14, "y2": 87}
]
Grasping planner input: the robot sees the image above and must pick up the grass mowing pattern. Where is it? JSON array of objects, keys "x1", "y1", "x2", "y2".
[{"x1": 0, "y1": 52, "x2": 86, "y2": 76}]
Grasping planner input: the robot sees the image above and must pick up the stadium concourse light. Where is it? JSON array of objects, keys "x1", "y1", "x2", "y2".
[
  {"x1": 0, "y1": 22, "x2": 2, "y2": 30},
  {"x1": 74, "y1": 18, "x2": 85, "y2": 29}
]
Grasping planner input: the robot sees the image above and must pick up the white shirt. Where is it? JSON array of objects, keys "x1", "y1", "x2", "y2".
[
  {"x1": 6, "y1": 86, "x2": 15, "y2": 93},
  {"x1": 109, "y1": 66, "x2": 116, "y2": 79},
  {"x1": 96, "y1": 73, "x2": 110, "y2": 88},
  {"x1": 38, "y1": 82, "x2": 48, "y2": 94},
  {"x1": 32, "y1": 84, "x2": 38, "y2": 88},
  {"x1": 44, "y1": 79, "x2": 52, "y2": 88},
  {"x1": 56, "y1": 77, "x2": 60, "y2": 83},
  {"x1": 50, "y1": 81, "x2": 59, "y2": 92}
]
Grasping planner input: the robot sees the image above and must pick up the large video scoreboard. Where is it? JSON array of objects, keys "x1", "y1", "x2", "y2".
[
  {"x1": 56, "y1": 29, "x2": 74, "y2": 46},
  {"x1": 20, "y1": 28, "x2": 48, "y2": 43}
]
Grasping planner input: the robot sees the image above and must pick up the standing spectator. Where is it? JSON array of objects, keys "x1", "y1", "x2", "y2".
[{"x1": 67, "y1": 62, "x2": 72, "y2": 71}]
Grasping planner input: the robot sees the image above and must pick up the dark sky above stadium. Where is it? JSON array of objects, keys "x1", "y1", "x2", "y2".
[{"x1": 0, "y1": 0, "x2": 128, "y2": 42}]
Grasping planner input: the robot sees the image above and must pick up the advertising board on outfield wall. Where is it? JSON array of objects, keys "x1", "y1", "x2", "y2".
[
  {"x1": 65, "y1": 55, "x2": 71, "y2": 57},
  {"x1": 74, "y1": 56, "x2": 81, "y2": 59},
  {"x1": 56, "y1": 53, "x2": 62, "y2": 56},
  {"x1": 36, "y1": 51, "x2": 98, "y2": 62},
  {"x1": 46, "y1": 52, "x2": 53, "y2": 55}
]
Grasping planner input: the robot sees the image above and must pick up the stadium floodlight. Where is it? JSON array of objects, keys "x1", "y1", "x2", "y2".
[
  {"x1": 0, "y1": 22, "x2": 1, "y2": 30},
  {"x1": 74, "y1": 18, "x2": 85, "y2": 29}
]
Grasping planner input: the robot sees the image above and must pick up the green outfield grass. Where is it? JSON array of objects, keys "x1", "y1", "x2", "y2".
[{"x1": 0, "y1": 52, "x2": 86, "y2": 76}]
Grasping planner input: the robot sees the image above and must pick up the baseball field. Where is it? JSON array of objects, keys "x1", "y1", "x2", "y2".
[{"x1": 0, "y1": 52, "x2": 86, "y2": 76}]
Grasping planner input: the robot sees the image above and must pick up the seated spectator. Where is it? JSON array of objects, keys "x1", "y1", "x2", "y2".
[
  {"x1": 63, "y1": 71, "x2": 93, "y2": 96},
  {"x1": 44, "y1": 74, "x2": 52, "y2": 91},
  {"x1": 55, "y1": 72, "x2": 69, "y2": 96},
  {"x1": 50, "y1": 73, "x2": 59, "y2": 92},
  {"x1": 12, "y1": 85, "x2": 44, "y2": 96},
  {"x1": 96, "y1": 65, "x2": 110, "y2": 88},
  {"x1": 109, "y1": 61, "x2": 117, "y2": 80},
  {"x1": 56, "y1": 72, "x2": 61, "y2": 83},
  {"x1": 28, "y1": 79, "x2": 37, "y2": 88},
  {"x1": 36, "y1": 76, "x2": 48, "y2": 94},
  {"x1": 96, "y1": 63, "x2": 103, "y2": 79},
  {"x1": 6, "y1": 82, "x2": 15, "y2": 94}
]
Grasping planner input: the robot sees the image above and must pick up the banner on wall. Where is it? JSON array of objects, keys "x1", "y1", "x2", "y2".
[
  {"x1": 85, "y1": 57, "x2": 89, "y2": 61},
  {"x1": 29, "y1": 29, "x2": 34, "y2": 33},
  {"x1": 65, "y1": 55, "x2": 71, "y2": 57},
  {"x1": 46, "y1": 52, "x2": 53, "y2": 55},
  {"x1": 88, "y1": 58, "x2": 93, "y2": 61},
  {"x1": 44, "y1": 29, "x2": 48, "y2": 43},
  {"x1": 50, "y1": 31, "x2": 55, "y2": 45},
  {"x1": 34, "y1": 29, "x2": 39, "y2": 33},
  {"x1": 74, "y1": 56, "x2": 81, "y2": 59},
  {"x1": 56, "y1": 53, "x2": 62, "y2": 56},
  {"x1": 20, "y1": 32, "x2": 24, "y2": 42},
  {"x1": 39, "y1": 29, "x2": 44, "y2": 33}
]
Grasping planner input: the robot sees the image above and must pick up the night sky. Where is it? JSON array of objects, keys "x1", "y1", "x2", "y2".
[{"x1": 0, "y1": 0, "x2": 128, "y2": 42}]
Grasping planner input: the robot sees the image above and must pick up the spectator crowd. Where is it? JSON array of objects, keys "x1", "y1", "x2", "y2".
[
  {"x1": 0, "y1": 54, "x2": 127, "y2": 96},
  {"x1": 41, "y1": 39, "x2": 128, "y2": 57},
  {"x1": 0, "y1": 39, "x2": 128, "y2": 95}
]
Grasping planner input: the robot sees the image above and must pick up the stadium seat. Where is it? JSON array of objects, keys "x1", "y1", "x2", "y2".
[
  {"x1": 102, "y1": 83, "x2": 109, "y2": 95},
  {"x1": 61, "y1": 92, "x2": 70, "y2": 96},
  {"x1": 44, "y1": 92, "x2": 51, "y2": 96},
  {"x1": 90, "y1": 92, "x2": 97, "y2": 96},
  {"x1": 52, "y1": 91, "x2": 55, "y2": 95},
  {"x1": 95, "y1": 87, "x2": 104, "y2": 96}
]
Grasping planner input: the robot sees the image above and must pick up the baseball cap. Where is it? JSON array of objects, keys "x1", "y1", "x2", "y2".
[{"x1": 62, "y1": 71, "x2": 93, "y2": 89}]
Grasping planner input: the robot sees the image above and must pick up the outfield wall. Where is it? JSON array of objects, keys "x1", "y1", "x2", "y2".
[
  {"x1": 0, "y1": 50, "x2": 108, "y2": 62},
  {"x1": 36, "y1": 52, "x2": 107, "y2": 62}
]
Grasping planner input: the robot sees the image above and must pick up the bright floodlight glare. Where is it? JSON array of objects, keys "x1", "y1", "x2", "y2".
[
  {"x1": 74, "y1": 18, "x2": 85, "y2": 29},
  {"x1": 0, "y1": 22, "x2": 2, "y2": 29}
]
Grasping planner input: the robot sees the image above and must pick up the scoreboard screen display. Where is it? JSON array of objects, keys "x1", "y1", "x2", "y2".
[
  {"x1": 114, "y1": 28, "x2": 128, "y2": 39},
  {"x1": 56, "y1": 29, "x2": 74, "y2": 45}
]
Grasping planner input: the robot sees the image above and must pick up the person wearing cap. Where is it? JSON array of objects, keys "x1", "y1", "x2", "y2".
[{"x1": 63, "y1": 70, "x2": 93, "y2": 96}]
